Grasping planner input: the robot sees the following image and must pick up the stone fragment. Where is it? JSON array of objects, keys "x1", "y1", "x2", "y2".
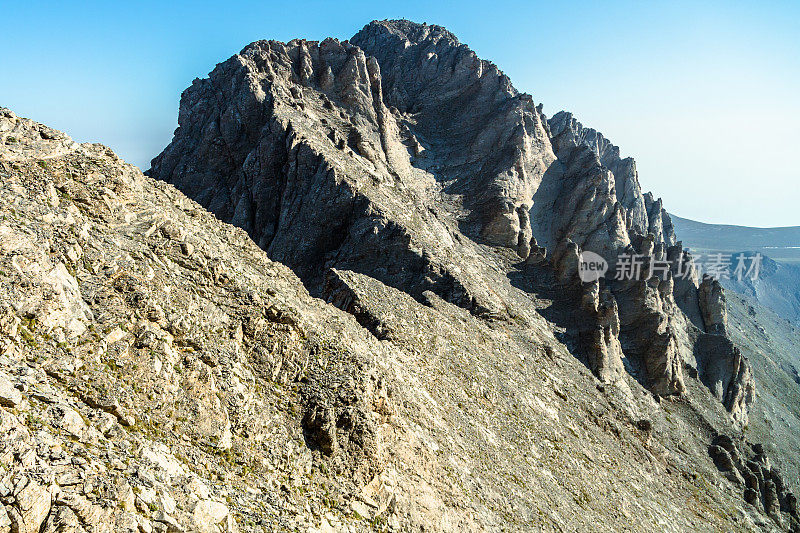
[
  {"x1": 191, "y1": 500, "x2": 230, "y2": 533},
  {"x1": 699, "y1": 277, "x2": 727, "y2": 334},
  {"x1": 0, "y1": 374, "x2": 22, "y2": 407}
]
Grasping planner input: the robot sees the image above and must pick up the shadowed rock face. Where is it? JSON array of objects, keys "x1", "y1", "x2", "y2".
[
  {"x1": 708, "y1": 435, "x2": 799, "y2": 529},
  {"x1": 696, "y1": 334, "x2": 755, "y2": 426},
  {"x1": 350, "y1": 21, "x2": 556, "y2": 256},
  {"x1": 150, "y1": 19, "x2": 753, "y2": 449},
  {"x1": 542, "y1": 111, "x2": 758, "y2": 419},
  {"x1": 540, "y1": 111, "x2": 693, "y2": 397},
  {"x1": 579, "y1": 280, "x2": 625, "y2": 383}
]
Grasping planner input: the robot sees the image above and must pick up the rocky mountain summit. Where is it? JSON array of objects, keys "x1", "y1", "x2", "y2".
[
  {"x1": 1, "y1": 18, "x2": 799, "y2": 533},
  {"x1": 149, "y1": 19, "x2": 752, "y2": 427}
]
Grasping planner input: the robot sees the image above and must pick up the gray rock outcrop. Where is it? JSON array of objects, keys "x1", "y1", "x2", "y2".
[
  {"x1": 708, "y1": 435, "x2": 799, "y2": 529},
  {"x1": 149, "y1": 19, "x2": 755, "y2": 427},
  {"x1": 695, "y1": 333, "x2": 755, "y2": 427},
  {"x1": 542, "y1": 112, "x2": 752, "y2": 419},
  {"x1": 700, "y1": 276, "x2": 729, "y2": 334},
  {"x1": 580, "y1": 281, "x2": 625, "y2": 383}
]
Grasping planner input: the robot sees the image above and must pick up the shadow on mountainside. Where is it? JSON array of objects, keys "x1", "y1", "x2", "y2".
[{"x1": 507, "y1": 263, "x2": 592, "y2": 368}]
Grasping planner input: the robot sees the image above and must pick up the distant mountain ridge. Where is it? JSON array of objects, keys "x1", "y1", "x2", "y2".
[
  {"x1": 671, "y1": 214, "x2": 800, "y2": 263},
  {"x1": 671, "y1": 215, "x2": 800, "y2": 324}
]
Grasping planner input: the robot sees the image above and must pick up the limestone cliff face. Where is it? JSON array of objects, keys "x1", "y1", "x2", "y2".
[
  {"x1": 350, "y1": 21, "x2": 556, "y2": 257},
  {"x1": 541, "y1": 110, "x2": 752, "y2": 417},
  {"x1": 546, "y1": 111, "x2": 675, "y2": 247},
  {"x1": 150, "y1": 34, "x2": 510, "y2": 318},
  {"x1": 150, "y1": 19, "x2": 754, "y2": 426}
]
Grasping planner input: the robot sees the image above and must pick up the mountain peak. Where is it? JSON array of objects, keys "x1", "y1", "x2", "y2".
[{"x1": 355, "y1": 19, "x2": 460, "y2": 46}]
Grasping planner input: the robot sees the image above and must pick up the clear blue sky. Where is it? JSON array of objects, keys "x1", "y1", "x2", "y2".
[{"x1": 2, "y1": 1, "x2": 798, "y2": 227}]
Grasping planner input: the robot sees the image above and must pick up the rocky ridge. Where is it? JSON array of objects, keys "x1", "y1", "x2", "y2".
[
  {"x1": 0, "y1": 108, "x2": 395, "y2": 532},
  {"x1": 149, "y1": 19, "x2": 753, "y2": 428},
  {"x1": 1, "y1": 18, "x2": 797, "y2": 533}
]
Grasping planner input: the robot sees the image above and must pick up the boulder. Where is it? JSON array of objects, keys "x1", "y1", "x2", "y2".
[
  {"x1": 191, "y1": 500, "x2": 234, "y2": 533},
  {"x1": 0, "y1": 374, "x2": 22, "y2": 407}
]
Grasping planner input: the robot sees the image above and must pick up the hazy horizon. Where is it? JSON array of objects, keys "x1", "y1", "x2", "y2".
[{"x1": 1, "y1": 0, "x2": 797, "y2": 227}]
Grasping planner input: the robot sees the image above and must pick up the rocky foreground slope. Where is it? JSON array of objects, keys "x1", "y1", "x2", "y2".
[
  {"x1": 0, "y1": 19, "x2": 798, "y2": 533},
  {"x1": 0, "y1": 107, "x2": 783, "y2": 533}
]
